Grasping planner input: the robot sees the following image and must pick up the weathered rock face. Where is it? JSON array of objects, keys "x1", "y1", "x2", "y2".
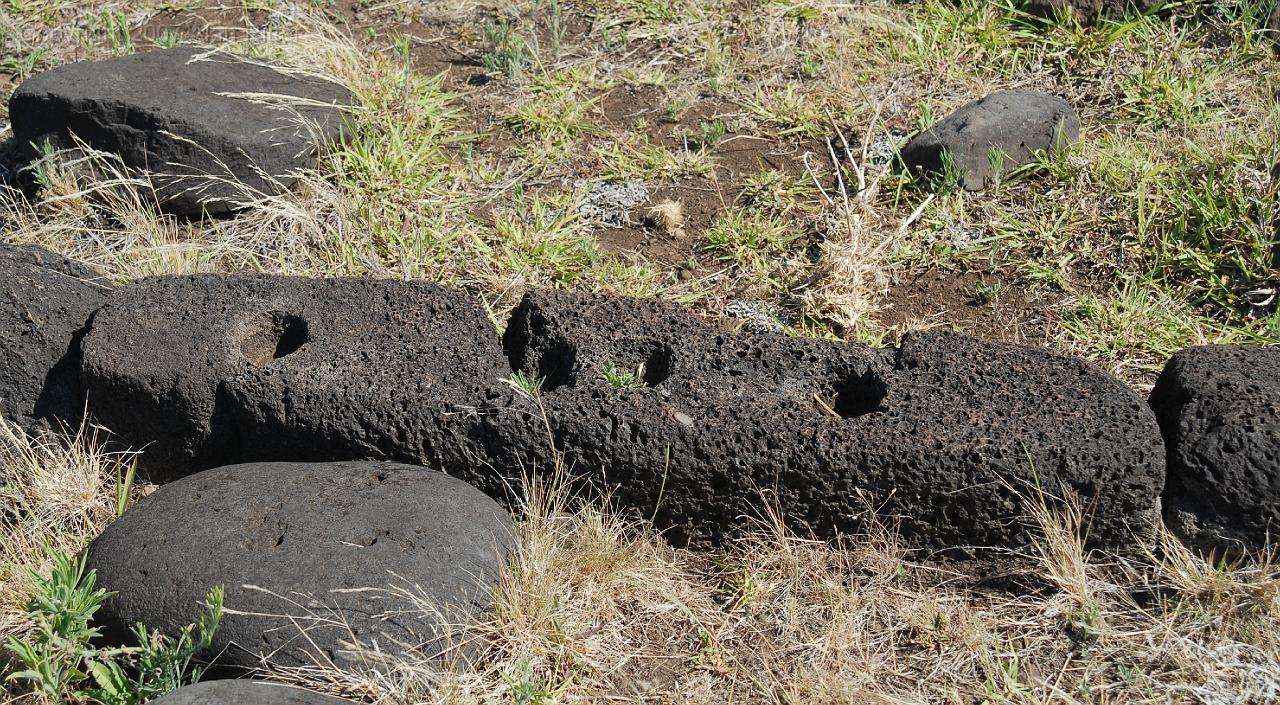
[
  {"x1": 1149, "y1": 345, "x2": 1280, "y2": 556},
  {"x1": 1270, "y1": 4, "x2": 1280, "y2": 47},
  {"x1": 8, "y1": 48, "x2": 353, "y2": 216},
  {"x1": 900, "y1": 90, "x2": 1080, "y2": 191},
  {"x1": 149, "y1": 681, "x2": 356, "y2": 705},
  {"x1": 79, "y1": 274, "x2": 535, "y2": 494},
  {"x1": 0, "y1": 244, "x2": 110, "y2": 434},
  {"x1": 86, "y1": 461, "x2": 516, "y2": 670},
  {"x1": 1019, "y1": 0, "x2": 1162, "y2": 22},
  {"x1": 502, "y1": 289, "x2": 1165, "y2": 549}
]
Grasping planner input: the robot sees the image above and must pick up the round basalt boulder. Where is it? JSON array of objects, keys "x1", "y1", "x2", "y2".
[
  {"x1": 85, "y1": 461, "x2": 516, "y2": 671},
  {"x1": 0, "y1": 244, "x2": 109, "y2": 435},
  {"x1": 1150, "y1": 345, "x2": 1280, "y2": 557},
  {"x1": 149, "y1": 681, "x2": 355, "y2": 705},
  {"x1": 9, "y1": 48, "x2": 353, "y2": 215},
  {"x1": 900, "y1": 90, "x2": 1080, "y2": 191}
]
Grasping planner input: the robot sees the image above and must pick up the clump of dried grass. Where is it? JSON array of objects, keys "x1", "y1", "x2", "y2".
[
  {"x1": 645, "y1": 199, "x2": 687, "y2": 238},
  {"x1": 800, "y1": 114, "x2": 931, "y2": 335}
]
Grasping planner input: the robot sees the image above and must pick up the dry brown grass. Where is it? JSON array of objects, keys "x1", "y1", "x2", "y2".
[{"x1": 256, "y1": 475, "x2": 1280, "y2": 705}]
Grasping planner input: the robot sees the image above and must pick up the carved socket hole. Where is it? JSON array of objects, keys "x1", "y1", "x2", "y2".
[
  {"x1": 832, "y1": 371, "x2": 887, "y2": 418},
  {"x1": 641, "y1": 344, "x2": 673, "y2": 387},
  {"x1": 604, "y1": 344, "x2": 674, "y2": 389},
  {"x1": 242, "y1": 311, "x2": 309, "y2": 368}
]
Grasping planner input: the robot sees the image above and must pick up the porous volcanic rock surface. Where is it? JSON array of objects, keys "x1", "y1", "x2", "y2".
[
  {"x1": 1020, "y1": 0, "x2": 1161, "y2": 22},
  {"x1": 0, "y1": 244, "x2": 109, "y2": 434},
  {"x1": 149, "y1": 681, "x2": 356, "y2": 705},
  {"x1": 79, "y1": 274, "x2": 537, "y2": 493},
  {"x1": 1149, "y1": 345, "x2": 1280, "y2": 555},
  {"x1": 9, "y1": 48, "x2": 352, "y2": 215},
  {"x1": 503, "y1": 289, "x2": 1165, "y2": 549},
  {"x1": 86, "y1": 461, "x2": 516, "y2": 670},
  {"x1": 900, "y1": 90, "x2": 1080, "y2": 191}
]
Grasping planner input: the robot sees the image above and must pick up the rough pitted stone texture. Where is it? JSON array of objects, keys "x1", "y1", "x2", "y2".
[
  {"x1": 1020, "y1": 0, "x2": 1161, "y2": 22},
  {"x1": 9, "y1": 48, "x2": 352, "y2": 215},
  {"x1": 1271, "y1": 3, "x2": 1280, "y2": 47},
  {"x1": 900, "y1": 90, "x2": 1080, "y2": 191},
  {"x1": 503, "y1": 289, "x2": 1165, "y2": 549},
  {"x1": 86, "y1": 461, "x2": 516, "y2": 670},
  {"x1": 149, "y1": 681, "x2": 355, "y2": 705},
  {"x1": 1149, "y1": 345, "x2": 1280, "y2": 555},
  {"x1": 0, "y1": 244, "x2": 109, "y2": 434},
  {"x1": 79, "y1": 274, "x2": 536, "y2": 492}
]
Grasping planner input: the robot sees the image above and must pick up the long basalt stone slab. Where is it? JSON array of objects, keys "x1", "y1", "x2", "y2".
[
  {"x1": 502, "y1": 289, "x2": 1166, "y2": 550},
  {"x1": 79, "y1": 274, "x2": 536, "y2": 494}
]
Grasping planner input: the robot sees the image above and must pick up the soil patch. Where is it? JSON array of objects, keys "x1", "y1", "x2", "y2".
[{"x1": 876, "y1": 268, "x2": 1059, "y2": 344}]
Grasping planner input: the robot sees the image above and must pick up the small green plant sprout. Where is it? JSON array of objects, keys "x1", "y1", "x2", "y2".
[
  {"x1": 507, "y1": 370, "x2": 545, "y2": 398},
  {"x1": 502, "y1": 655, "x2": 568, "y2": 705},
  {"x1": 915, "y1": 101, "x2": 937, "y2": 133},
  {"x1": 664, "y1": 95, "x2": 691, "y2": 120},
  {"x1": 798, "y1": 53, "x2": 822, "y2": 79},
  {"x1": 695, "y1": 120, "x2": 726, "y2": 150},
  {"x1": 116, "y1": 458, "x2": 139, "y2": 517},
  {"x1": 481, "y1": 17, "x2": 530, "y2": 79},
  {"x1": 24, "y1": 140, "x2": 60, "y2": 190},
  {"x1": 88, "y1": 586, "x2": 223, "y2": 705},
  {"x1": 545, "y1": 0, "x2": 564, "y2": 61},
  {"x1": 987, "y1": 144, "x2": 1007, "y2": 189},
  {"x1": 391, "y1": 31, "x2": 413, "y2": 71},
  {"x1": 95, "y1": 10, "x2": 134, "y2": 55},
  {"x1": 5, "y1": 551, "x2": 224, "y2": 705},
  {"x1": 0, "y1": 47, "x2": 49, "y2": 79},
  {"x1": 152, "y1": 30, "x2": 181, "y2": 49},
  {"x1": 930, "y1": 148, "x2": 963, "y2": 193},
  {"x1": 5, "y1": 552, "x2": 109, "y2": 702},
  {"x1": 975, "y1": 279, "x2": 1005, "y2": 304},
  {"x1": 603, "y1": 363, "x2": 646, "y2": 389}
]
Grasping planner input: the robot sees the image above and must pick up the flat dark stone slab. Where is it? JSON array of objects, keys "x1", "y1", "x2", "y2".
[
  {"x1": 9, "y1": 48, "x2": 353, "y2": 215},
  {"x1": 149, "y1": 681, "x2": 355, "y2": 705}
]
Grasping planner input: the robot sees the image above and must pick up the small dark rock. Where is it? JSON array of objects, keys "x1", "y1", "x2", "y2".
[
  {"x1": 1149, "y1": 345, "x2": 1280, "y2": 557},
  {"x1": 900, "y1": 90, "x2": 1080, "y2": 191},
  {"x1": 149, "y1": 681, "x2": 355, "y2": 705},
  {"x1": 9, "y1": 48, "x2": 353, "y2": 216},
  {"x1": 0, "y1": 244, "x2": 110, "y2": 435},
  {"x1": 86, "y1": 461, "x2": 516, "y2": 671}
]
